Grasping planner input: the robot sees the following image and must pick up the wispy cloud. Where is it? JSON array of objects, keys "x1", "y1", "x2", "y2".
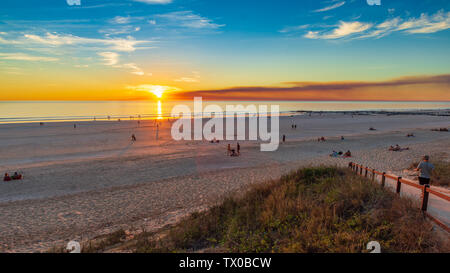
[
  {"x1": 98, "y1": 52, "x2": 119, "y2": 65},
  {"x1": 305, "y1": 21, "x2": 371, "y2": 39},
  {"x1": 0, "y1": 53, "x2": 58, "y2": 62},
  {"x1": 174, "y1": 71, "x2": 200, "y2": 82},
  {"x1": 301, "y1": 10, "x2": 450, "y2": 40},
  {"x1": 97, "y1": 53, "x2": 147, "y2": 76},
  {"x1": 23, "y1": 32, "x2": 151, "y2": 52},
  {"x1": 313, "y1": 1, "x2": 346, "y2": 13},
  {"x1": 122, "y1": 63, "x2": 146, "y2": 76},
  {"x1": 156, "y1": 11, "x2": 224, "y2": 29},
  {"x1": 110, "y1": 16, "x2": 131, "y2": 24}
]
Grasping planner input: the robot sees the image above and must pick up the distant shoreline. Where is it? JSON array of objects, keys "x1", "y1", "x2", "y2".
[{"x1": 1, "y1": 107, "x2": 449, "y2": 125}]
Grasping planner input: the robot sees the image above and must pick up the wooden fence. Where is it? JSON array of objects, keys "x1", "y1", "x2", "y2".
[{"x1": 349, "y1": 162, "x2": 450, "y2": 233}]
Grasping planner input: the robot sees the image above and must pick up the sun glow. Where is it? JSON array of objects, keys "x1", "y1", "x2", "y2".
[
  {"x1": 127, "y1": 84, "x2": 181, "y2": 100},
  {"x1": 151, "y1": 86, "x2": 164, "y2": 98}
]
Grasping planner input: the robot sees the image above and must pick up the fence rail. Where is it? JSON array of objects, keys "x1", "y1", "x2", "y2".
[{"x1": 349, "y1": 162, "x2": 450, "y2": 233}]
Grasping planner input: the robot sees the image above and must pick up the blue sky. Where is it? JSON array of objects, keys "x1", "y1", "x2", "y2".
[{"x1": 0, "y1": 0, "x2": 449, "y2": 100}]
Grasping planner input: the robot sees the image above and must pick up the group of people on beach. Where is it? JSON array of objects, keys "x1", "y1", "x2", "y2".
[
  {"x1": 227, "y1": 143, "x2": 240, "y2": 157},
  {"x1": 329, "y1": 150, "x2": 352, "y2": 158},
  {"x1": 3, "y1": 172, "x2": 22, "y2": 182},
  {"x1": 431, "y1": 128, "x2": 448, "y2": 132},
  {"x1": 388, "y1": 144, "x2": 409, "y2": 152}
]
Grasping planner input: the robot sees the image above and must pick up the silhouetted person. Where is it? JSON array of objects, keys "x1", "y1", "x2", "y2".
[
  {"x1": 282, "y1": 135, "x2": 286, "y2": 143},
  {"x1": 237, "y1": 142, "x2": 240, "y2": 155},
  {"x1": 131, "y1": 134, "x2": 137, "y2": 141}
]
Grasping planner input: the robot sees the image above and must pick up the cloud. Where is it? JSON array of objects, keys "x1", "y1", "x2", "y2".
[
  {"x1": 173, "y1": 74, "x2": 450, "y2": 100},
  {"x1": 110, "y1": 16, "x2": 131, "y2": 24},
  {"x1": 24, "y1": 32, "x2": 151, "y2": 52},
  {"x1": 0, "y1": 53, "x2": 58, "y2": 62},
  {"x1": 156, "y1": 11, "x2": 224, "y2": 29},
  {"x1": 122, "y1": 63, "x2": 145, "y2": 76},
  {"x1": 133, "y1": 0, "x2": 172, "y2": 4},
  {"x1": 279, "y1": 25, "x2": 309, "y2": 33},
  {"x1": 174, "y1": 77, "x2": 199, "y2": 83},
  {"x1": 313, "y1": 1, "x2": 346, "y2": 13},
  {"x1": 174, "y1": 71, "x2": 200, "y2": 82},
  {"x1": 304, "y1": 21, "x2": 372, "y2": 39},
  {"x1": 98, "y1": 52, "x2": 119, "y2": 65},
  {"x1": 97, "y1": 54, "x2": 146, "y2": 76},
  {"x1": 301, "y1": 10, "x2": 450, "y2": 40},
  {"x1": 399, "y1": 10, "x2": 450, "y2": 34}
]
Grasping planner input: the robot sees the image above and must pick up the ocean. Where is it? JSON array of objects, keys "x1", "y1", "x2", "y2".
[{"x1": 0, "y1": 100, "x2": 449, "y2": 124}]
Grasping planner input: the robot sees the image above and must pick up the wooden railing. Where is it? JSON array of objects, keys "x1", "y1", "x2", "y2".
[{"x1": 348, "y1": 162, "x2": 450, "y2": 233}]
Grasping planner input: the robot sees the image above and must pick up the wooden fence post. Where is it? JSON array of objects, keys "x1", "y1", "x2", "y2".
[
  {"x1": 396, "y1": 177, "x2": 402, "y2": 194},
  {"x1": 360, "y1": 166, "x2": 363, "y2": 176},
  {"x1": 421, "y1": 185, "x2": 430, "y2": 211},
  {"x1": 381, "y1": 172, "x2": 386, "y2": 187}
]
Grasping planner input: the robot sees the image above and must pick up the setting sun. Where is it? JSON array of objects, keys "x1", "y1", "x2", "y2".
[{"x1": 151, "y1": 86, "x2": 164, "y2": 98}]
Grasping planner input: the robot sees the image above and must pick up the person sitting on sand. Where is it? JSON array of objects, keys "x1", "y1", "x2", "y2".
[
  {"x1": 415, "y1": 155, "x2": 434, "y2": 185},
  {"x1": 389, "y1": 145, "x2": 395, "y2": 151},
  {"x1": 341, "y1": 136, "x2": 345, "y2": 140},
  {"x1": 11, "y1": 172, "x2": 22, "y2": 180},
  {"x1": 320, "y1": 136, "x2": 326, "y2": 141},
  {"x1": 338, "y1": 151, "x2": 343, "y2": 155},
  {"x1": 230, "y1": 149, "x2": 238, "y2": 157},
  {"x1": 3, "y1": 173, "x2": 11, "y2": 182},
  {"x1": 329, "y1": 151, "x2": 339, "y2": 157},
  {"x1": 343, "y1": 150, "x2": 352, "y2": 157}
]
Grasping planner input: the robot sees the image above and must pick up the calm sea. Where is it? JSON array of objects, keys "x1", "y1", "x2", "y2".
[{"x1": 0, "y1": 100, "x2": 449, "y2": 124}]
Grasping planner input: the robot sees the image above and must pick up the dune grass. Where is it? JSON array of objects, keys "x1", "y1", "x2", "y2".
[{"x1": 129, "y1": 167, "x2": 447, "y2": 253}]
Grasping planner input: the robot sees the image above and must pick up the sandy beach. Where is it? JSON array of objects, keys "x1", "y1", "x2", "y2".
[{"x1": 0, "y1": 112, "x2": 449, "y2": 252}]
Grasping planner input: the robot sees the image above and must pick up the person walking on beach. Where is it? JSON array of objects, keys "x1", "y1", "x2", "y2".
[
  {"x1": 415, "y1": 155, "x2": 434, "y2": 185},
  {"x1": 237, "y1": 142, "x2": 240, "y2": 155},
  {"x1": 282, "y1": 135, "x2": 286, "y2": 143},
  {"x1": 131, "y1": 134, "x2": 137, "y2": 142},
  {"x1": 227, "y1": 144, "x2": 231, "y2": 156}
]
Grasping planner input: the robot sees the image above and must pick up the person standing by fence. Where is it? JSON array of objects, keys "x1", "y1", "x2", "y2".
[{"x1": 415, "y1": 155, "x2": 434, "y2": 185}]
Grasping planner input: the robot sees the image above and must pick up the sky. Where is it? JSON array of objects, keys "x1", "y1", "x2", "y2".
[{"x1": 0, "y1": 0, "x2": 449, "y2": 101}]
